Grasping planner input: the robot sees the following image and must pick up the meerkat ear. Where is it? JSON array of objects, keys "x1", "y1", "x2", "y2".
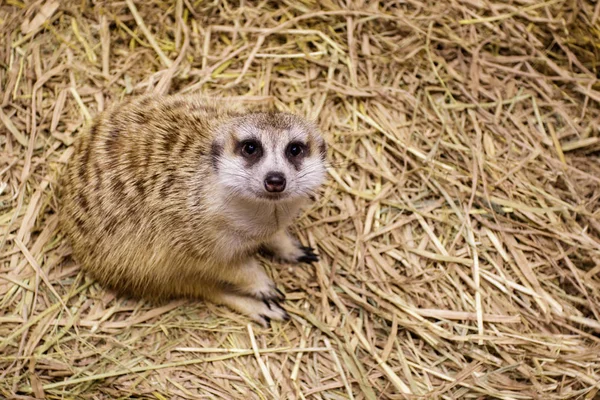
[{"x1": 318, "y1": 140, "x2": 327, "y2": 159}]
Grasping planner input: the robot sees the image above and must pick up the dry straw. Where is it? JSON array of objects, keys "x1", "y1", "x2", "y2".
[{"x1": 1, "y1": 0, "x2": 599, "y2": 399}]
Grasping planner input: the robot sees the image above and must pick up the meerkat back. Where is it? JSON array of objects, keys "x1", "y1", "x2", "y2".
[
  {"x1": 62, "y1": 95, "x2": 237, "y2": 291},
  {"x1": 61, "y1": 94, "x2": 327, "y2": 326}
]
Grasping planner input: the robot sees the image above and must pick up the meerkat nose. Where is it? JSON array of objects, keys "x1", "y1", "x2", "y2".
[{"x1": 264, "y1": 172, "x2": 286, "y2": 193}]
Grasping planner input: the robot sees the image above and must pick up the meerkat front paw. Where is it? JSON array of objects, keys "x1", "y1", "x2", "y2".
[
  {"x1": 279, "y1": 243, "x2": 319, "y2": 264},
  {"x1": 263, "y1": 231, "x2": 320, "y2": 264}
]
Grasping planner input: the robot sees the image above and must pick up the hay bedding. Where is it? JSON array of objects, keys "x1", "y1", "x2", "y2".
[{"x1": 1, "y1": 0, "x2": 599, "y2": 398}]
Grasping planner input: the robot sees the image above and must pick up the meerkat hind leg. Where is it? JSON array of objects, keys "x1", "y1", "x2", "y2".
[
  {"x1": 219, "y1": 258, "x2": 284, "y2": 302},
  {"x1": 210, "y1": 292, "x2": 290, "y2": 327},
  {"x1": 263, "y1": 230, "x2": 319, "y2": 264}
]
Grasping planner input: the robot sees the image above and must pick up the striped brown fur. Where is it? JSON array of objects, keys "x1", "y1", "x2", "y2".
[{"x1": 60, "y1": 93, "x2": 327, "y2": 326}]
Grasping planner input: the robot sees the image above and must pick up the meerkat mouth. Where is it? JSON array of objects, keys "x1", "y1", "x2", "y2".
[{"x1": 256, "y1": 192, "x2": 288, "y2": 201}]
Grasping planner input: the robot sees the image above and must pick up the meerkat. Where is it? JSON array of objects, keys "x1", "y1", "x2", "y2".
[{"x1": 60, "y1": 93, "x2": 327, "y2": 326}]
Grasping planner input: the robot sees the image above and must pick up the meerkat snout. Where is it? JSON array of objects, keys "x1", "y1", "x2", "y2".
[{"x1": 264, "y1": 172, "x2": 286, "y2": 193}]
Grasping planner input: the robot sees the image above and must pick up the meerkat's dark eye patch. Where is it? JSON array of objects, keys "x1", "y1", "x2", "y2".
[
  {"x1": 236, "y1": 139, "x2": 263, "y2": 166},
  {"x1": 285, "y1": 141, "x2": 308, "y2": 171},
  {"x1": 241, "y1": 140, "x2": 261, "y2": 156},
  {"x1": 286, "y1": 142, "x2": 307, "y2": 158}
]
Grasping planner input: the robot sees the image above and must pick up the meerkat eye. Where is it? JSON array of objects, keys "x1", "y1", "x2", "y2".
[
  {"x1": 241, "y1": 140, "x2": 260, "y2": 157},
  {"x1": 287, "y1": 142, "x2": 305, "y2": 157}
]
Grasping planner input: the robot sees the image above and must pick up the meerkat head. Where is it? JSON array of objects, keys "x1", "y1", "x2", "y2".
[{"x1": 211, "y1": 112, "x2": 327, "y2": 203}]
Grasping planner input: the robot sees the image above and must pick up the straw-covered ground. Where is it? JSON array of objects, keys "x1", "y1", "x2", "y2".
[{"x1": 1, "y1": 1, "x2": 599, "y2": 399}]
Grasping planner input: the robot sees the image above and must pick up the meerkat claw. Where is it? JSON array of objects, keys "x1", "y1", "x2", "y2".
[
  {"x1": 262, "y1": 299, "x2": 272, "y2": 310},
  {"x1": 275, "y1": 288, "x2": 286, "y2": 301},
  {"x1": 210, "y1": 291, "x2": 290, "y2": 328},
  {"x1": 255, "y1": 286, "x2": 285, "y2": 303},
  {"x1": 259, "y1": 314, "x2": 272, "y2": 328},
  {"x1": 298, "y1": 246, "x2": 319, "y2": 263},
  {"x1": 255, "y1": 301, "x2": 289, "y2": 327},
  {"x1": 262, "y1": 298, "x2": 283, "y2": 312}
]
